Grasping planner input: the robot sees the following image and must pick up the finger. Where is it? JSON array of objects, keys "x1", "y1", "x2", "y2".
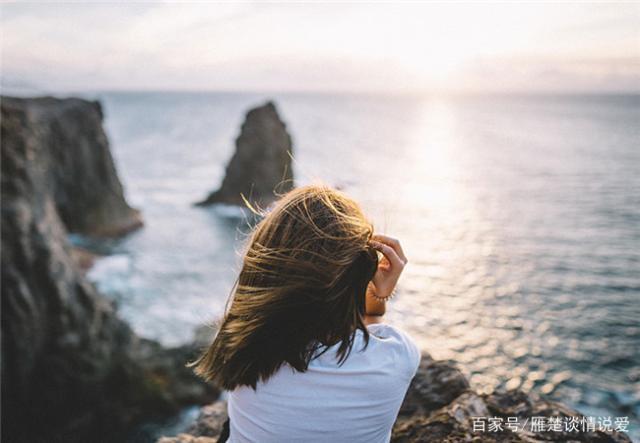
[
  {"x1": 372, "y1": 234, "x2": 408, "y2": 264},
  {"x1": 370, "y1": 241, "x2": 403, "y2": 271},
  {"x1": 372, "y1": 235, "x2": 405, "y2": 262}
]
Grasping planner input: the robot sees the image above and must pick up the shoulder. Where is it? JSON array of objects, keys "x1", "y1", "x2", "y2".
[{"x1": 365, "y1": 323, "x2": 421, "y2": 380}]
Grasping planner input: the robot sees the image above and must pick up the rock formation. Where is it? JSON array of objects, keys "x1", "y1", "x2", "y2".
[
  {"x1": 1, "y1": 96, "x2": 143, "y2": 237},
  {"x1": 1, "y1": 96, "x2": 218, "y2": 442},
  {"x1": 196, "y1": 101, "x2": 294, "y2": 208},
  {"x1": 157, "y1": 355, "x2": 631, "y2": 443}
]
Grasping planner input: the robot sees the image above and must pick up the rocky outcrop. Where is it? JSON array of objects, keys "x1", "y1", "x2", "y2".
[
  {"x1": 392, "y1": 357, "x2": 631, "y2": 442},
  {"x1": 157, "y1": 402, "x2": 228, "y2": 443},
  {"x1": 397, "y1": 355, "x2": 471, "y2": 418},
  {"x1": 196, "y1": 101, "x2": 294, "y2": 208},
  {"x1": 1, "y1": 96, "x2": 142, "y2": 237},
  {"x1": 157, "y1": 355, "x2": 632, "y2": 443},
  {"x1": 1, "y1": 96, "x2": 218, "y2": 442}
]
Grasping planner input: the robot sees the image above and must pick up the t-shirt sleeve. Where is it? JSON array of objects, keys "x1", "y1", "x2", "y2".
[{"x1": 367, "y1": 323, "x2": 421, "y2": 380}]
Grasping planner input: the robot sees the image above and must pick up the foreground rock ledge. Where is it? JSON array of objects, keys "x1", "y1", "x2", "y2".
[
  {"x1": 196, "y1": 101, "x2": 294, "y2": 209},
  {"x1": 157, "y1": 355, "x2": 631, "y2": 443}
]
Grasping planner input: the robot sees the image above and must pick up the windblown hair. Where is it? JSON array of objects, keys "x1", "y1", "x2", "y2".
[{"x1": 191, "y1": 185, "x2": 378, "y2": 390}]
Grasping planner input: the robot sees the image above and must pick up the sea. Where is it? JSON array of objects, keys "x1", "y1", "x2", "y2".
[{"x1": 72, "y1": 91, "x2": 639, "y2": 440}]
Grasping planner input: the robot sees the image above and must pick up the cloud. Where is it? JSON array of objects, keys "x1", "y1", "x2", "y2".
[{"x1": 1, "y1": 2, "x2": 638, "y2": 94}]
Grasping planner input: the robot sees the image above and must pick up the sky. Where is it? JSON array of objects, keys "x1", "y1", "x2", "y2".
[{"x1": 1, "y1": 1, "x2": 639, "y2": 94}]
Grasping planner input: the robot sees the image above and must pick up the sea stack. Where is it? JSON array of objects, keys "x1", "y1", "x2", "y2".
[
  {"x1": 196, "y1": 101, "x2": 294, "y2": 208},
  {"x1": 1, "y1": 96, "x2": 217, "y2": 442}
]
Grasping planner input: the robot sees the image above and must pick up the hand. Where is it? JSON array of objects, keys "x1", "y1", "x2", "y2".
[{"x1": 365, "y1": 235, "x2": 408, "y2": 312}]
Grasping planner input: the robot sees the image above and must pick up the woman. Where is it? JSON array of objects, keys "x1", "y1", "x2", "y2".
[{"x1": 192, "y1": 185, "x2": 420, "y2": 442}]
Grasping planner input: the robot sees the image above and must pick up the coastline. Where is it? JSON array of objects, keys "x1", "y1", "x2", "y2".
[{"x1": 3, "y1": 94, "x2": 637, "y2": 442}]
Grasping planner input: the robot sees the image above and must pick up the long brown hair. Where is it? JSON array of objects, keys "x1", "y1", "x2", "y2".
[{"x1": 191, "y1": 185, "x2": 378, "y2": 390}]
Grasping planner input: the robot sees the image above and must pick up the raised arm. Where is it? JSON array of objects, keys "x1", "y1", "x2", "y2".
[{"x1": 364, "y1": 235, "x2": 408, "y2": 325}]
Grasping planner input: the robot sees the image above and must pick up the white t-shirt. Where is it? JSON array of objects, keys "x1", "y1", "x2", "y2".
[{"x1": 227, "y1": 323, "x2": 421, "y2": 443}]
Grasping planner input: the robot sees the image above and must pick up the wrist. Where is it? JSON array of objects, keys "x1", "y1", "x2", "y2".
[{"x1": 365, "y1": 299, "x2": 386, "y2": 316}]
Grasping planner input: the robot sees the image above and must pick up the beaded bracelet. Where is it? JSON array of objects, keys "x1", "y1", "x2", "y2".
[{"x1": 370, "y1": 288, "x2": 397, "y2": 301}]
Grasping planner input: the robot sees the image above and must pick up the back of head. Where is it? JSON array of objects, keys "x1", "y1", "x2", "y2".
[{"x1": 192, "y1": 184, "x2": 378, "y2": 390}]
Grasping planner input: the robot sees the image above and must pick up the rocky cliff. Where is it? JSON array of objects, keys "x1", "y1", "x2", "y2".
[
  {"x1": 196, "y1": 101, "x2": 294, "y2": 208},
  {"x1": 1, "y1": 96, "x2": 218, "y2": 442},
  {"x1": 1, "y1": 96, "x2": 142, "y2": 237},
  {"x1": 157, "y1": 354, "x2": 632, "y2": 443}
]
